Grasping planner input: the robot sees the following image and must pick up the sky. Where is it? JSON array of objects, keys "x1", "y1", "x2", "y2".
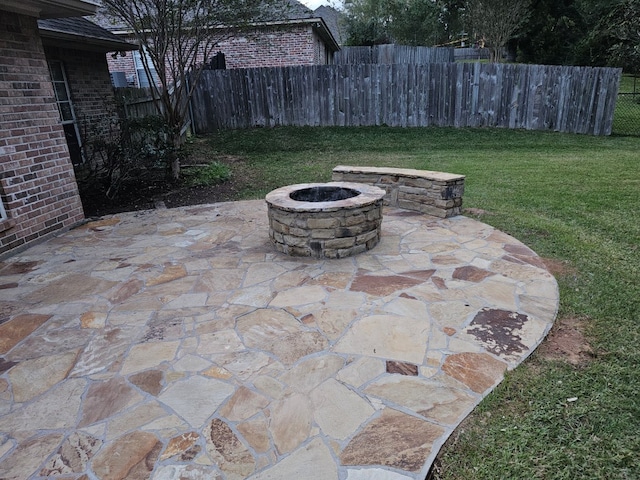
[{"x1": 299, "y1": 0, "x2": 338, "y2": 10}]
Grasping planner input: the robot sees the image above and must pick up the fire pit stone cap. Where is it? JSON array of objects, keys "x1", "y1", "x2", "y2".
[{"x1": 266, "y1": 182, "x2": 386, "y2": 213}]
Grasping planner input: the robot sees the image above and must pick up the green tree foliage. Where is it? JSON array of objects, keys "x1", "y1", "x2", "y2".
[
  {"x1": 565, "y1": 0, "x2": 620, "y2": 67},
  {"x1": 439, "y1": 0, "x2": 466, "y2": 44},
  {"x1": 343, "y1": 0, "x2": 639, "y2": 70},
  {"x1": 387, "y1": 0, "x2": 443, "y2": 46},
  {"x1": 343, "y1": 0, "x2": 392, "y2": 45},
  {"x1": 464, "y1": 0, "x2": 531, "y2": 62},
  {"x1": 600, "y1": 0, "x2": 640, "y2": 72},
  {"x1": 102, "y1": 0, "x2": 284, "y2": 179},
  {"x1": 516, "y1": 0, "x2": 587, "y2": 65},
  {"x1": 344, "y1": 0, "x2": 446, "y2": 46},
  {"x1": 516, "y1": 0, "x2": 639, "y2": 70}
]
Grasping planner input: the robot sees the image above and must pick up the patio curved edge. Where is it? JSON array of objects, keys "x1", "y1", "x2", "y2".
[{"x1": 0, "y1": 200, "x2": 558, "y2": 480}]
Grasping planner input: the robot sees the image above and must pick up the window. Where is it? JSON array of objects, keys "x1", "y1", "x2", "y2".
[
  {"x1": 47, "y1": 60, "x2": 83, "y2": 165},
  {"x1": 0, "y1": 198, "x2": 7, "y2": 222},
  {"x1": 133, "y1": 48, "x2": 159, "y2": 88}
]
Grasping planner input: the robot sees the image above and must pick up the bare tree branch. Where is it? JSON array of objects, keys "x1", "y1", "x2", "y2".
[
  {"x1": 465, "y1": 0, "x2": 531, "y2": 62},
  {"x1": 102, "y1": 0, "x2": 286, "y2": 179}
]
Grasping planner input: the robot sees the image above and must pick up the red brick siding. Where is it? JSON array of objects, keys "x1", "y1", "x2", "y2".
[
  {"x1": 105, "y1": 24, "x2": 331, "y2": 87},
  {"x1": 312, "y1": 30, "x2": 333, "y2": 65},
  {"x1": 45, "y1": 45, "x2": 120, "y2": 143},
  {"x1": 219, "y1": 25, "x2": 319, "y2": 69},
  {"x1": 0, "y1": 11, "x2": 85, "y2": 257},
  {"x1": 107, "y1": 47, "x2": 139, "y2": 86}
]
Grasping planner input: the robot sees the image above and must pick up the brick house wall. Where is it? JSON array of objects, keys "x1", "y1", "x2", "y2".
[
  {"x1": 0, "y1": 11, "x2": 85, "y2": 257},
  {"x1": 44, "y1": 45, "x2": 120, "y2": 144},
  {"x1": 218, "y1": 24, "x2": 331, "y2": 69},
  {"x1": 108, "y1": 50, "x2": 139, "y2": 86},
  {"x1": 106, "y1": 24, "x2": 334, "y2": 87}
]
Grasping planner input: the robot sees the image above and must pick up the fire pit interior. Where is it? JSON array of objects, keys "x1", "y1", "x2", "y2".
[
  {"x1": 266, "y1": 182, "x2": 386, "y2": 258},
  {"x1": 289, "y1": 186, "x2": 361, "y2": 203}
]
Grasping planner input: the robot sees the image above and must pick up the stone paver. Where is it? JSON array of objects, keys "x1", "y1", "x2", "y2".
[{"x1": 0, "y1": 200, "x2": 558, "y2": 480}]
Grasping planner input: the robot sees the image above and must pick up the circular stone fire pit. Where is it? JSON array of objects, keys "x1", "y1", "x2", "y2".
[{"x1": 265, "y1": 182, "x2": 386, "y2": 258}]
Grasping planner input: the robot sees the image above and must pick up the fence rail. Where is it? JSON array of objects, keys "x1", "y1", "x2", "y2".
[
  {"x1": 114, "y1": 87, "x2": 159, "y2": 119},
  {"x1": 192, "y1": 63, "x2": 621, "y2": 135},
  {"x1": 334, "y1": 45, "x2": 454, "y2": 64},
  {"x1": 454, "y1": 47, "x2": 490, "y2": 61},
  {"x1": 114, "y1": 86, "x2": 192, "y2": 137}
]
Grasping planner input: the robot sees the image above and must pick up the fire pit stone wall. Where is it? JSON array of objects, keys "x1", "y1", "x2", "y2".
[{"x1": 266, "y1": 182, "x2": 385, "y2": 259}]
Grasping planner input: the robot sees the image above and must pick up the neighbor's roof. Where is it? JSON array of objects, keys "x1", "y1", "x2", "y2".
[
  {"x1": 91, "y1": 0, "x2": 314, "y2": 32},
  {"x1": 38, "y1": 17, "x2": 137, "y2": 52},
  {"x1": 280, "y1": 0, "x2": 314, "y2": 19},
  {"x1": 314, "y1": 5, "x2": 345, "y2": 46},
  {"x1": 91, "y1": 0, "x2": 339, "y2": 51},
  {"x1": 2, "y1": 0, "x2": 98, "y2": 18}
]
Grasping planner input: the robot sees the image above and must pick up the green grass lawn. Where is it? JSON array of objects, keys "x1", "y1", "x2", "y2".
[{"x1": 206, "y1": 126, "x2": 640, "y2": 479}]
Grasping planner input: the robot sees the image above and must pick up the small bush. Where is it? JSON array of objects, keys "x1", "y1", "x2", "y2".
[{"x1": 77, "y1": 115, "x2": 175, "y2": 200}]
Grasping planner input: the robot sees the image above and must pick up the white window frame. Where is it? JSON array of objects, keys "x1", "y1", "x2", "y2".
[
  {"x1": 47, "y1": 60, "x2": 84, "y2": 164},
  {"x1": 0, "y1": 198, "x2": 7, "y2": 222},
  {"x1": 133, "y1": 47, "x2": 159, "y2": 88}
]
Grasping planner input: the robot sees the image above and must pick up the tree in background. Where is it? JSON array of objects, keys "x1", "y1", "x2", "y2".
[
  {"x1": 386, "y1": 0, "x2": 444, "y2": 46},
  {"x1": 464, "y1": 0, "x2": 531, "y2": 62},
  {"x1": 599, "y1": 0, "x2": 640, "y2": 72},
  {"x1": 102, "y1": 0, "x2": 283, "y2": 179},
  {"x1": 344, "y1": 0, "x2": 446, "y2": 46},
  {"x1": 438, "y1": 0, "x2": 466, "y2": 44},
  {"x1": 343, "y1": 0, "x2": 393, "y2": 45},
  {"x1": 516, "y1": 0, "x2": 586, "y2": 65},
  {"x1": 569, "y1": 0, "x2": 611, "y2": 65}
]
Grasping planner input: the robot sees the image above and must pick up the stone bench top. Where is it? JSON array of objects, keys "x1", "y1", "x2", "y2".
[{"x1": 333, "y1": 165, "x2": 465, "y2": 182}]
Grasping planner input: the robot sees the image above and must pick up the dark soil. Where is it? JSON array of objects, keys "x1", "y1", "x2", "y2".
[
  {"x1": 536, "y1": 315, "x2": 594, "y2": 366},
  {"x1": 79, "y1": 139, "x2": 257, "y2": 218}
]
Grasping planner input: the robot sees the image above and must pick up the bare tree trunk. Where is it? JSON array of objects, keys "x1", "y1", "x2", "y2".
[
  {"x1": 103, "y1": 0, "x2": 289, "y2": 182},
  {"x1": 171, "y1": 156, "x2": 180, "y2": 180},
  {"x1": 169, "y1": 128, "x2": 182, "y2": 181},
  {"x1": 489, "y1": 46, "x2": 501, "y2": 63}
]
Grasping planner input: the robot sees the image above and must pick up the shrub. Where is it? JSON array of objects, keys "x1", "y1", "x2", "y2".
[{"x1": 77, "y1": 115, "x2": 175, "y2": 200}]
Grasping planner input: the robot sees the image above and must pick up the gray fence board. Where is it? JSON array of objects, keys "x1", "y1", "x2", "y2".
[
  {"x1": 334, "y1": 45, "x2": 454, "y2": 64},
  {"x1": 191, "y1": 63, "x2": 621, "y2": 135}
]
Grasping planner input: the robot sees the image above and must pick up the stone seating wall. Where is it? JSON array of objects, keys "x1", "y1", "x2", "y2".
[{"x1": 332, "y1": 166, "x2": 465, "y2": 218}]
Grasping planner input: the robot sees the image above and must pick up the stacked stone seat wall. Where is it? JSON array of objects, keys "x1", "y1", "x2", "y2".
[{"x1": 332, "y1": 166, "x2": 465, "y2": 218}]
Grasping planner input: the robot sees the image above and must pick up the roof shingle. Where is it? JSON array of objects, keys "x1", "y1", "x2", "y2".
[{"x1": 38, "y1": 17, "x2": 136, "y2": 51}]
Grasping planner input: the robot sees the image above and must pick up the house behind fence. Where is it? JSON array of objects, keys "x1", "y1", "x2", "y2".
[
  {"x1": 191, "y1": 62, "x2": 621, "y2": 135},
  {"x1": 97, "y1": 1, "x2": 341, "y2": 88}
]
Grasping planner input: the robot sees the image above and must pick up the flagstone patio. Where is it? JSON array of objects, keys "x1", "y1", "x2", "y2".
[{"x1": 0, "y1": 200, "x2": 558, "y2": 480}]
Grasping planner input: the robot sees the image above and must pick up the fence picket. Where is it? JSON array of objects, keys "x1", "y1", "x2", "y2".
[{"x1": 189, "y1": 63, "x2": 621, "y2": 136}]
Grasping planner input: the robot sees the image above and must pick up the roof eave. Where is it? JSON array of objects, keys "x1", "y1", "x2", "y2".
[
  {"x1": 250, "y1": 17, "x2": 340, "y2": 52},
  {"x1": 231, "y1": 17, "x2": 341, "y2": 52},
  {"x1": 2, "y1": 0, "x2": 99, "y2": 18},
  {"x1": 40, "y1": 29, "x2": 138, "y2": 52},
  {"x1": 104, "y1": 16, "x2": 341, "y2": 52},
  {"x1": 307, "y1": 17, "x2": 340, "y2": 52}
]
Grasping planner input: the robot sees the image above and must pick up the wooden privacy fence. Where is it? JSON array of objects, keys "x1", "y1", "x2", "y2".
[
  {"x1": 454, "y1": 47, "x2": 490, "y2": 61},
  {"x1": 191, "y1": 63, "x2": 621, "y2": 135},
  {"x1": 114, "y1": 87, "x2": 159, "y2": 119},
  {"x1": 114, "y1": 86, "x2": 192, "y2": 136},
  {"x1": 334, "y1": 45, "x2": 454, "y2": 64}
]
